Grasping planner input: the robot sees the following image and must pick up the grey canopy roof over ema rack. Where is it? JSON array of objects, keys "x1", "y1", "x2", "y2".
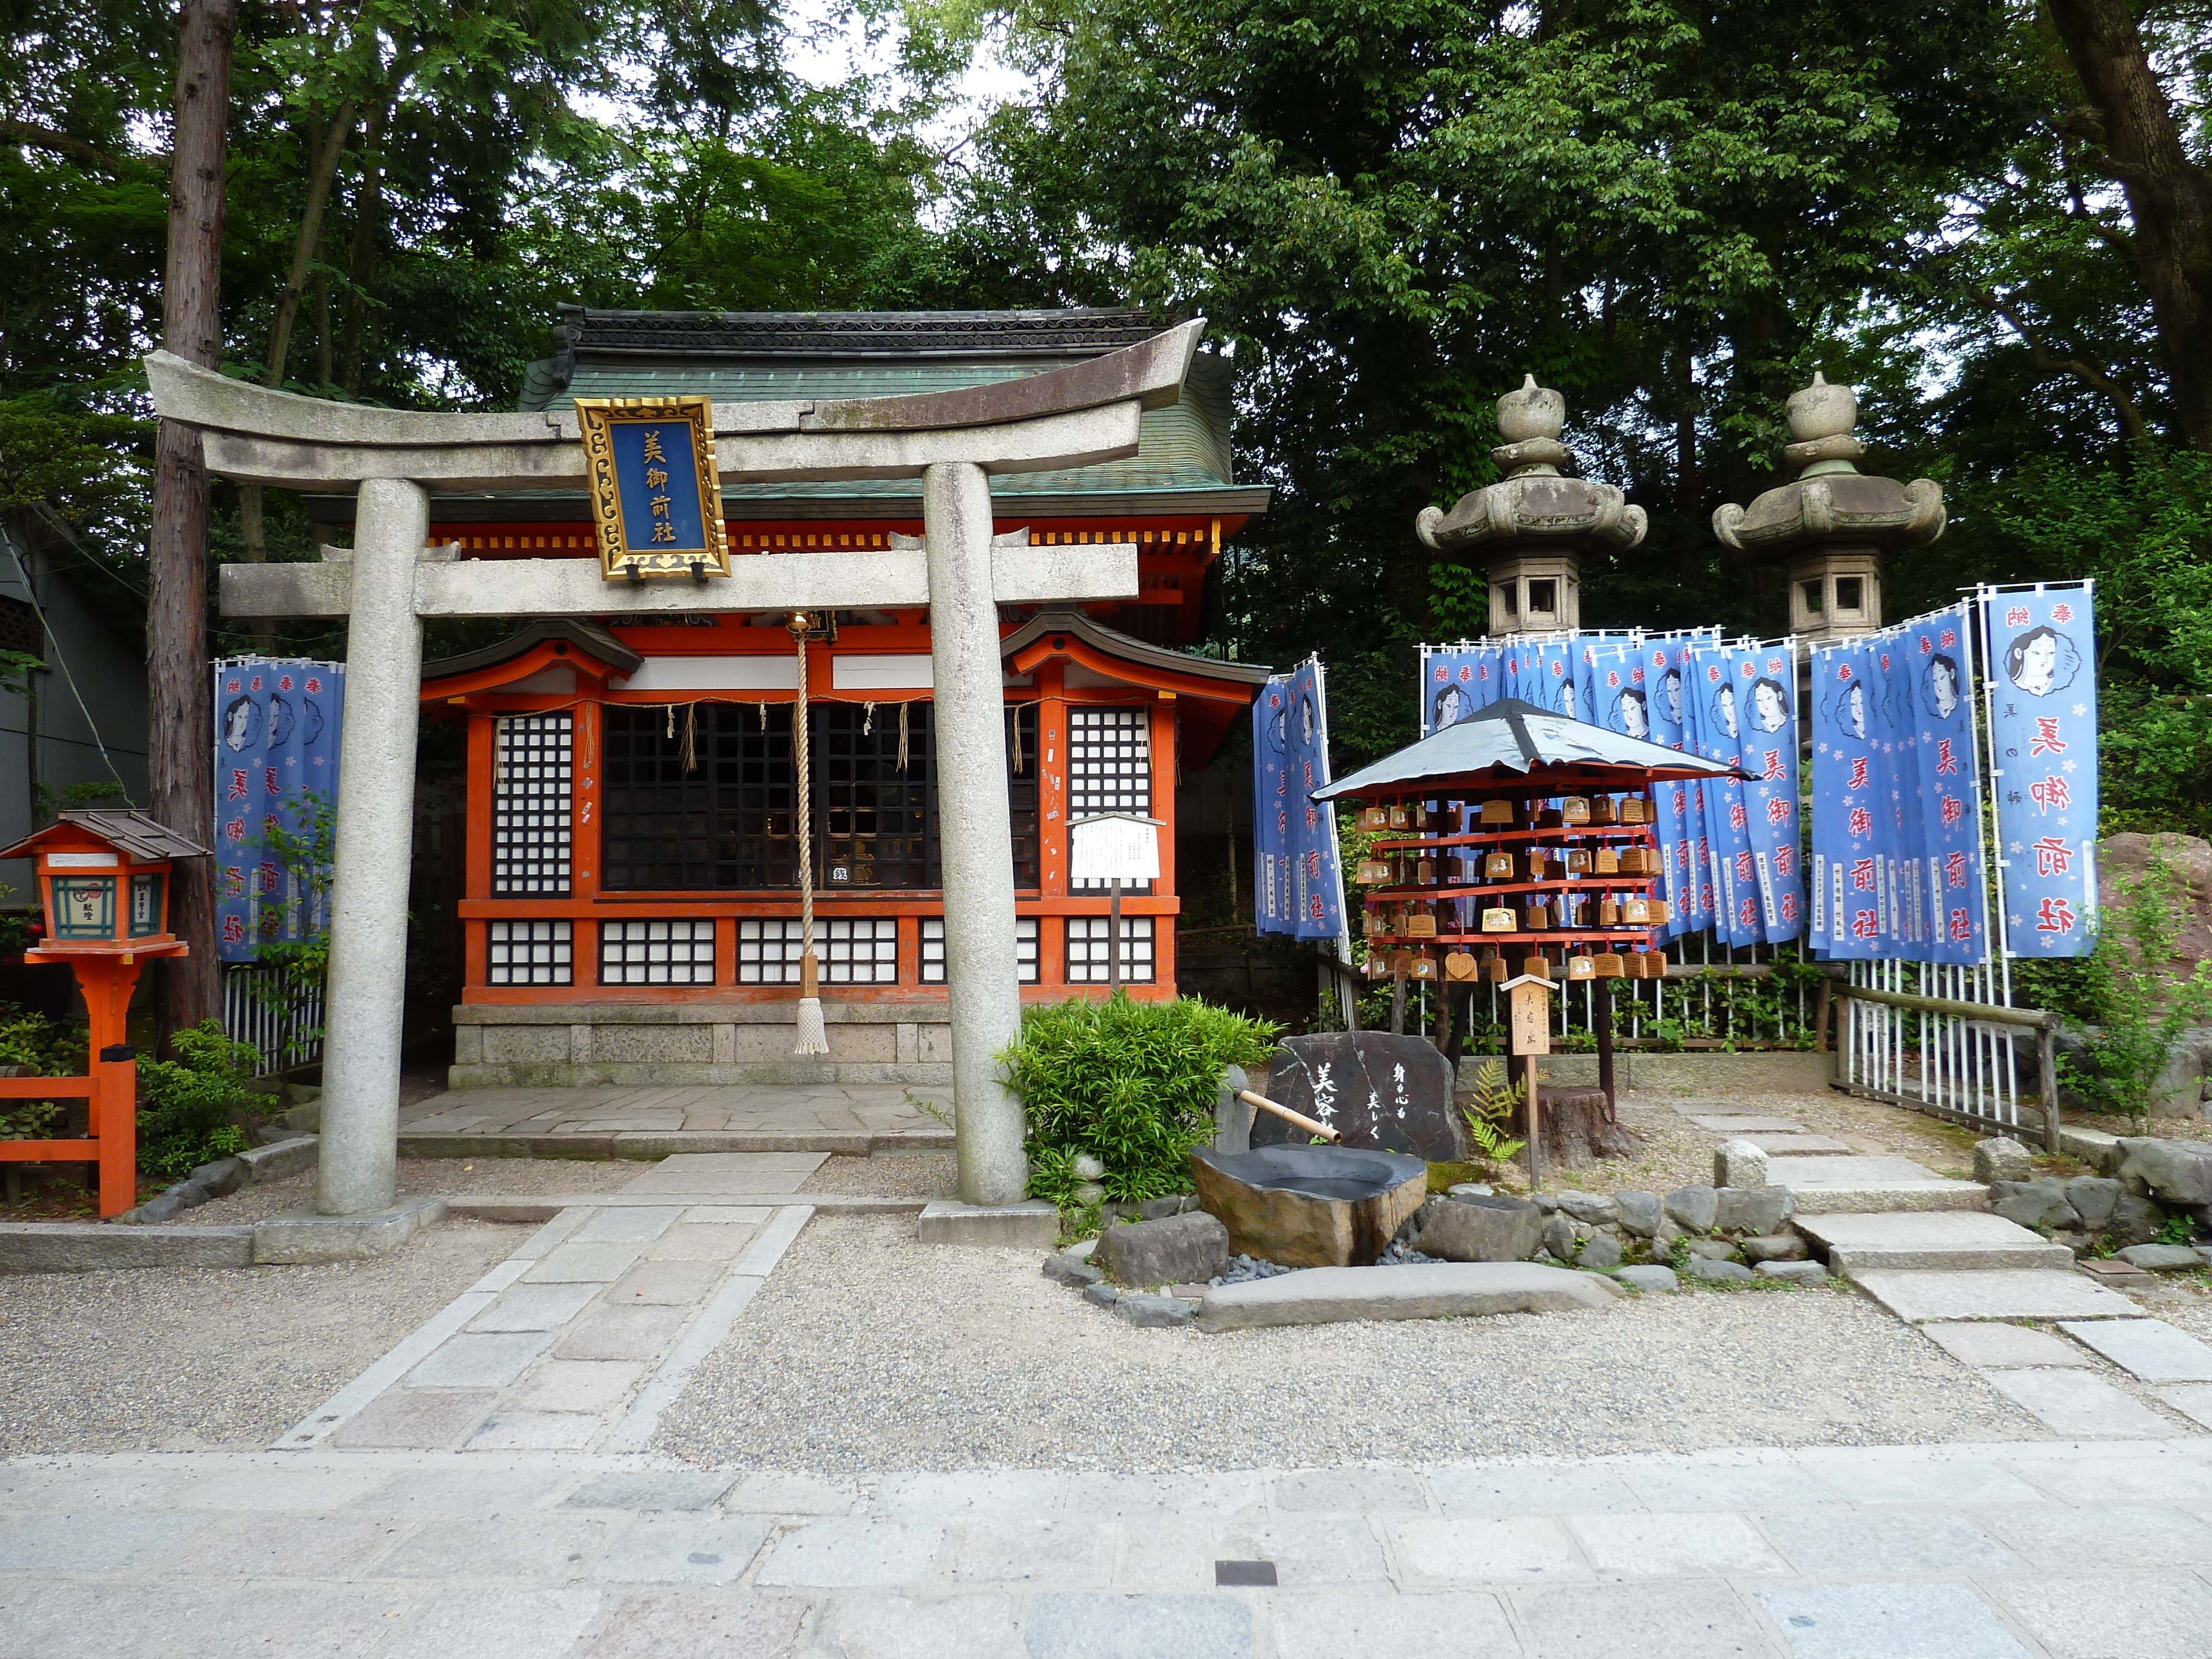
[{"x1": 1312, "y1": 697, "x2": 1753, "y2": 801}]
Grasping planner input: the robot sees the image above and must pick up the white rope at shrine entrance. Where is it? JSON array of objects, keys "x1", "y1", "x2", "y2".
[{"x1": 788, "y1": 613, "x2": 830, "y2": 1056}]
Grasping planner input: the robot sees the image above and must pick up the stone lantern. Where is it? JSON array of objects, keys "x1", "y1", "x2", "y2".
[
  {"x1": 1415, "y1": 375, "x2": 1646, "y2": 637},
  {"x1": 1713, "y1": 373, "x2": 1945, "y2": 641}
]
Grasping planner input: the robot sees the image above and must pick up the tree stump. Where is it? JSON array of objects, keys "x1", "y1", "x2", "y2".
[{"x1": 1521, "y1": 1087, "x2": 1640, "y2": 1169}]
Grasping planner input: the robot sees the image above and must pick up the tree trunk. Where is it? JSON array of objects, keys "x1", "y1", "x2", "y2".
[
  {"x1": 149, "y1": 0, "x2": 237, "y2": 1037},
  {"x1": 341, "y1": 96, "x2": 388, "y2": 398},
  {"x1": 1522, "y1": 1086, "x2": 1639, "y2": 1170},
  {"x1": 2046, "y1": 0, "x2": 2212, "y2": 452}
]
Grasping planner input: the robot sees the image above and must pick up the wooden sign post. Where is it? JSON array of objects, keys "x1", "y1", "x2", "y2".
[
  {"x1": 1068, "y1": 813, "x2": 1163, "y2": 994},
  {"x1": 1498, "y1": 973, "x2": 1561, "y2": 1187}
]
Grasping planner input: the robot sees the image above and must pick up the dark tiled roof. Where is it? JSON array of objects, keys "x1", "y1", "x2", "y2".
[
  {"x1": 0, "y1": 808, "x2": 211, "y2": 863},
  {"x1": 1001, "y1": 611, "x2": 1272, "y2": 687}
]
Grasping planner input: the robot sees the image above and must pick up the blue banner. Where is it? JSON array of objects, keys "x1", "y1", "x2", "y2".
[
  {"x1": 1809, "y1": 637, "x2": 1885, "y2": 958},
  {"x1": 1420, "y1": 644, "x2": 1504, "y2": 733},
  {"x1": 1984, "y1": 583, "x2": 2098, "y2": 956},
  {"x1": 1712, "y1": 640, "x2": 1804, "y2": 943},
  {"x1": 212, "y1": 657, "x2": 344, "y2": 963},
  {"x1": 1634, "y1": 635, "x2": 1698, "y2": 941},
  {"x1": 1906, "y1": 605, "x2": 1989, "y2": 963},
  {"x1": 1255, "y1": 657, "x2": 1349, "y2": 941}
]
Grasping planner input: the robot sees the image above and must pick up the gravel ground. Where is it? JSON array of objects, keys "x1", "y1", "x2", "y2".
[
  {"x1": 0, "y1": 1221, "x2": 521, "y2": 1454},
  {"x1": 182, "y1": 1156, "x2": 641, "y2": 1225},
  {"x1": 653, "y1": 1214, "x2": 2044, "y2": 1473},
  {"x1": 800, "y1": 1152, "x2": 957, "y2": 1198}
]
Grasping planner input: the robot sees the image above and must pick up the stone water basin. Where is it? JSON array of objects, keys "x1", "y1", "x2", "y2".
[{"x1": 1189, "y1": 1144, "x2": 1430, "y2": 1268}]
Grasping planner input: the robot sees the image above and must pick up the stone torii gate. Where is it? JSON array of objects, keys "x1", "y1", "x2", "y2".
[{"x1": 145, "y1": 322, "x2": 1203, "y2": 1220}]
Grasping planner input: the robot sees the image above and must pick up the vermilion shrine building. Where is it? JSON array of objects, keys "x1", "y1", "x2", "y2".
[{"x1": 304, "y1": 309, "x2": 1272, "y2": 1087}]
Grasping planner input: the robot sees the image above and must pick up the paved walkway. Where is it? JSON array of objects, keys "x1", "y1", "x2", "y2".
[
  {"x1": 399, "y1": 1086, "x2": 952, "y2": 1154},
  {"x1": 5, "y1": 1440, "x2": 2212, "y2": 1657}
]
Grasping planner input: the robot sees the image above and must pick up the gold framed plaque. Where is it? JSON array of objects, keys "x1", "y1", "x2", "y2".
[{"x1": 574, "y1": 395, "x2": 731, "y2": 581}]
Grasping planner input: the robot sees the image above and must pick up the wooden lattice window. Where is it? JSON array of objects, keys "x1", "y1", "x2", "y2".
[
  {"x1": 922, "y1": 916, "x2": 1038, "y2": 984},
  {"x1": 1065, "y1": 915, "x2": 1156, "y2": 983},
  {"x1": 599, "y1": 919, "x2": 716, "y2": 985},
  {"x1": 737, "y1": 916, "x2": 899, "y2": 984},
  {"x1": 492, "y1": 713, "x2": 572, "y2": 896},
  {"x1": 488, "y1": 919, "x2": 572, "y2": 985},
  {"x1": 1068, "y1": 706, "x2": 1151, "y2": 893}
]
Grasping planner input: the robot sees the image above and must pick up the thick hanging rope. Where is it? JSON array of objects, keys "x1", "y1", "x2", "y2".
[
  {"x1": 789, "y1": 613, "x2": 830, "y2": 1055},
  {"x1": 897, "y1": 701, "x2": 910, "y2": 773}
]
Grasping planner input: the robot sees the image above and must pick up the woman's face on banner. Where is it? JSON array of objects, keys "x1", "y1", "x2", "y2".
[
  {"x1": 1300, "y1": 696, "x2": 1316, "y2": 744},
  {"x1": 2014, "y1": 630, "x2": 2059, "y2": 695},
  {"x1": 1621, "y1": 690, "x2": 1648, "y2": 738},
  {"x1": 1754, "y1": 680, "x2": 1787, "y2": 732},
  {"x1": 1716, "y1": 682, "x2": 1739, "y2": 738},
  {"x1": 1930, "y1": 658, "x2": 1960, "y2": 716},
  {"x1": 223, "y1": 697, "x2": 254, "y2": 751},
  {"x1": 1662, "y1": 670, "x2": 1682, "y2": 724},
  {"x1": 1436, "y1": 686, "x2": 1464, "y2": 728},
  {"x1": 1847, "y1": 681, "x2": 1867, "y2": 738}
]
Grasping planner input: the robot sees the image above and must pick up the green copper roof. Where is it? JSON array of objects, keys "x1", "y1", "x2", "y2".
[{"x1": 518, "y1": 341, "x2": 1241, "y2": 503}]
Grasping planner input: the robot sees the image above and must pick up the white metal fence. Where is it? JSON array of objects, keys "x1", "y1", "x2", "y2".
[
  {"x1": 220, "y1": 964, "x2": 324, "y2": 1077},
  {"x1": 1837, "y1": 959, "x2": 2051, "y2": 1135}
]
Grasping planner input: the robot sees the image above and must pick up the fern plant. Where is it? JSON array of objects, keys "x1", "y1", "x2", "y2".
[{"x1": 1460, "y1": 1057, "x2": 1527, "y2": 1164}]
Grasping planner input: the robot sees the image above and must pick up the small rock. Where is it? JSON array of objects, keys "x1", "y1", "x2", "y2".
[
  {"x1": 2116, "y1": 1138, "x2": 2212, "y2": 1206},
  {"x1": 1991, "y1": 1177, "x2": 2079, "y2": 1232},
  {"x1": 1578, "y1": 1232, "x2": 1623, "y2": 1270},
  {"x1": 1973, "y1": 1136, "x2": 2035, "y2": 1184},
  {"x1": 187, "y1": 1157, "x2": 248, "y2": 1198},
  {"x1": 1136, "y1": 1195, "x2": 1187, "y2": 1221},
  {"x1": 1166, "y1": 1284, "x2": 1211, "y2": 1299},
  {"x1": 1556, "y1": 1191, "x2": 1619, "y2": 1226},
  {"x1": 1683, "y1": 1238, "x2": 1738, "y2": 1261},
  {"x1": 1414, "y1": 1194, "x2": 1543, "y2": 1263},
  {"x1": 1740, "y1": 1234, "x2": 1807, "y2": 1263},
  {"x1": 132, "y1": 1194, "x2": 187, "y2": 1223},
  {"x1": 1446, "y1": 1183, "x2": 1495, "y2": 1200},
  {"x1": 1114, "y1": 1293, "x2": 1193, "y2": 1328},
  {"x1": 1071, "y1": 1154, "x2": 1107, "y2": 1182},
  {"x1": 1651, "y1": 1219, "x2": 1686, "y2": 1255},
  {"x1": 2050, "y1": 1230, "x2": 2095, "y2": 1258},
  {"x1": 1081, "y1": 1281, "x2": 1120, "y2": 1308},
  {"x1": 1714, "y1": 1139, "x2": 1770, "y2": 1190},
  {"x1": 1542, "y1": 1215, "x2": 1577, "y2": 1261},
  {"x1": 2111, "y1": 1193, "x2": 2167, "y2": 1246},
  {"x1": 1095, "y1": 1211, "x2": 1230, "y2": 1287},
  {"x1": 2115, "y1": 1244, "x2": 2204, "y2": 1271},
  {"x1": 1615, "y1": 1192, "x2": 1661, "y2": 1237},
  {"x1": 1179, "y1": 1194, "x2": 1205, "y2": 1214},
  {"x1": 1064, "y1": 1238, "x2": 1099, "y2": 1262},
  {"x1": 1532, "y1": 1193, "x2": 1564, "y2": 1214},
  {"x1": 1663, "y1": 1185, "x2": 1719, "y2": 1233},
  {"x1": 2065, "y1": 1176, "x2": 2122, "y2": 1231},
  {"x1": 1686, "y1": 1256, "x2": 1755, "y2": 1282},
  {"x1": 1042, "y1": 1256, "x2": 1104, "y2": 1288},
  {"x1": 1715, "y1": 1186, "x2": 1793, "y2": 1237},
  {"x1": 1612, "y1": 1265, "x2": 1678, "y2": 1292},
  {"x1": 1756, "y1": 1260, "x2": 1829, "y2": 1282},
  {"x1": 1072, "y1": 1182, "x2": 1108, "y2": 1207}
]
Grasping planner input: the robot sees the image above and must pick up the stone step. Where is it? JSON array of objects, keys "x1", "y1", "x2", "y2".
[
  {"x1": 398, "y1": 1128, "x2": 954, "y2": 1159},
  {"x1": 1683, "y1": 1115, "x2": 1808, "y2": 1133},
  {"x1": 1767, "y1": 1155, "x2": 1986, "y2": 1215},
  {"x1": 1741, "y1": 1134, "x2": 1858, "y2": 1156},
  {"x1": 1852, "y1": 1268, "x2": 2146, "y2": 1325},
  {"x1": 1796, "y1": 1211, "x2": 2075, "y2": 1276}
]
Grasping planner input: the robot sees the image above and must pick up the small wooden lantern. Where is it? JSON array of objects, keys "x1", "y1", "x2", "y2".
[{"x1": 0, "y1": 810, "x2": 208, "y2": 1217}]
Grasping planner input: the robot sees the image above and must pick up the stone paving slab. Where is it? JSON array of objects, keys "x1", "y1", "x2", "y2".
[
  {"x1": 2060, "y1": 1319, "x2": 2212, "y2": 1383},
  {"x1": 1740, "y1": 1133, "x2": 1858, "y2": 1155},
  {"x1": 1681, "y1": 1115, "x2": 1809, "y2": 1133},
  {"x1": 1852, "y1": 1269, "x2": 2146, "y2": 1324},
  {"x1": 1984, "y1": 1369, "x2": 2188, "y2": 1438},
  {"x1": 1920, "y1": 1322, "x2": 2096, "y2": 1369},
  {"x1": 1797, "y1": 1211, "x2": 2075, "y2": 1275},
  {"x1": 619, "y1": 1152, "x2": 830, "y2": 1194},
  {"x1": 2155, "y1": 1384, "x2": 2212, "y2": 1431},
  {"x1": 1768, "y1": 1155, "x2": 1987, "y2": 1215}
]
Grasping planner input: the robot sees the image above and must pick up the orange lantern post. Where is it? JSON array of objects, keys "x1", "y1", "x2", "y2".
[{"x1": 0, "y1": 811, "x2": 209, "y2": 1218}]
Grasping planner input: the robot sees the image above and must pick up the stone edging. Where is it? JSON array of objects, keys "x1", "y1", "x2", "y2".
[{"x1": 110, "y1": 1132, "x2": 321, "y2": 1225}]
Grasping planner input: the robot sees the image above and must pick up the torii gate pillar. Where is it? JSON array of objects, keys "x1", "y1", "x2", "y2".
[{"x1": 148, "y1": 324, "x2": 1202, "y2": 1214}]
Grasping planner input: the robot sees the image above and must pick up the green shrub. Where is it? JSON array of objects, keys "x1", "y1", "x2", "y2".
[
  {"x1": 0, "y1": 1003, "x2": 87, "y2": 1140},
  {"x1": 1001, "y1": 992, "x2": 1279, "y2": 1207},
  {"x1": 137, "y1": 1020, "x2": 259, "y2": 1178}
]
